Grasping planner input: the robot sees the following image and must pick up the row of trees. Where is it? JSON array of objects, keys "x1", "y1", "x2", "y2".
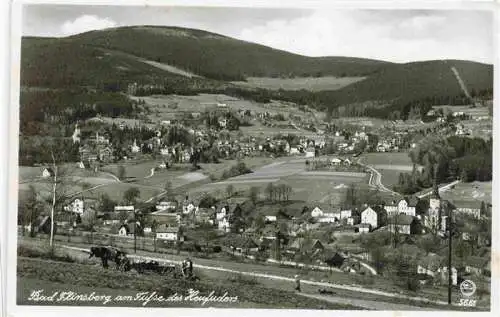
[{"x1": 264, "y1": 183, "x2": 293, "y2": 202}]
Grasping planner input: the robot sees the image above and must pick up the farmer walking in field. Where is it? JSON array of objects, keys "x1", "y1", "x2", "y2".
[{"x1": 295, "y1": 275, "x2": 301, "y2": 292}]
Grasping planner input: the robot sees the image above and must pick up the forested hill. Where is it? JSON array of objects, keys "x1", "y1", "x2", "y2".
[{"x1": 20, "y1": 25, "x2": 493, "y2": 113}]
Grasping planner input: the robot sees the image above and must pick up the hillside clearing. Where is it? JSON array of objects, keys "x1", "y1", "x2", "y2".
[{"x1": 232, "y1": 76, "x2": 365, "y2": 92}]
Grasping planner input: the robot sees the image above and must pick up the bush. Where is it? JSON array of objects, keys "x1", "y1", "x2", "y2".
[{"x1": 407, "y1": 277, "x2": 421, "y2": 292}]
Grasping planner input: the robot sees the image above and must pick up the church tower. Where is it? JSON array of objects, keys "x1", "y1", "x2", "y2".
[{"x1": 426, "y1": 183, "x2": 441, "y2": 233}]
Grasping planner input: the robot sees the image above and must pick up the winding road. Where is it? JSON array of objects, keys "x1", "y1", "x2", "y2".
[{"x1": 357, "y1": 157, "x2": 461, "y2": 198}]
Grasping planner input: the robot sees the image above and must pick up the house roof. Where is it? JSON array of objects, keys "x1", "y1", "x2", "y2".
[
  {"x1": 43, "y1": 167, "x2": 54, "y2": 174},
  {"x1": 418, "y1": 254, "x2": 443, "y2": 271},
  {"x1": 404, "y1": 196, "x2": 419, "y2": 207},
  {"x1": 452, "y1": 200, "x2": 482, "y2": 210},
  {"x1": 362, "y1": 206, "x2": 387, "y2": 216},
  {"x1": 289, "y1": 238, "x2": 324, "y2": 250},
  {"x1": 465, "y1": 256, "x2": 489, "y2": 268},
  {"x1": 388, "y1": 215, "x2": 416, "y2": 225},
  {"x1": 157, "y1": 225, "x2": 180, "y2": 233}
]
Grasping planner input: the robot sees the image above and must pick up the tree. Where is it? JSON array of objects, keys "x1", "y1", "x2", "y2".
[
  {"x1": 119, "y1": 210, "x2": 129, "y2": 223},
  {"x1": 98, "y1": 193, "x2": 116, "y2": 213},
  {"x1": 253, "y1": 214, "x2": 266, "y2": 234},
  {"x1": 265, "y1": 183, "x2": 275, "y2": 201},
  {"x1": 82, "y1": 209, "x2": 98, "y2": 243},
  {"x1": 151, "y1": 219, "x2": 159, "y2": 252},
  {"x1": 249, "y1": 186, "x2": 260, "y2": 205},
  {"x1": 123, "y1": 187, "x2": 140, "y2": 205},
  {"x1": 226, "y1": 184, "x2": 234, "y2": 198},
  {"x1": 118, "y1": 165, "x2": 126, "y2": 181},
  {"x1": 22, "y1": 185, "x2": 42, "y2": 237},
  {"x1": 45, "y1": 151, "x2": 84, "y2": 248}
]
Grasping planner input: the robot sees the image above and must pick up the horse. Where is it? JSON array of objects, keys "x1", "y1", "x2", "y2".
[{"x1": 89, "y1": 246, "x2": 113, "y2": 269}]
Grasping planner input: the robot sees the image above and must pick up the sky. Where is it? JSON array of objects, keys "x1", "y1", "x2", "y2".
[{"x1": 21, "y1": 5, "x2": 494, "y2": 64}]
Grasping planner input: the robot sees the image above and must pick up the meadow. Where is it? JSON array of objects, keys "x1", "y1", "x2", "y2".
[
  {"x1": 440, "y1": 181, "x2": 492, "y2": 204},
  {"x1": 361, "y1": 153, "x2": 413, "y2": 166},
  {"x1": 232, "y1": 76, "x2": 365, "y2": 92}
]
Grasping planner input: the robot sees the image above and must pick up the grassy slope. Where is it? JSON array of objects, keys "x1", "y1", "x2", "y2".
[{"x1": 17, "y1": 257, "x2": 354, "y2": 309}]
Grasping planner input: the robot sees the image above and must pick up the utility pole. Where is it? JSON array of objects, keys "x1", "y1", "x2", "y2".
[
  {"x1": 447, "y1": 203, "x2": 453, "y2": 305},
  {"x1": 134, "y1": 207, "x2": 137, "y2": 254}
]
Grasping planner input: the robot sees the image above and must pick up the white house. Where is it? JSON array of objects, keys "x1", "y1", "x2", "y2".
[
  {"x1": 160, "y1": 147, "x2": 170, "y2": 156},
  {"x1": 131, "y1": 139, "x2": 140, "y2": 153},
  {"x1": 114, "y1": 205, "x2": 135, "y2": 213},
  {"x1": 361, "y1": 206, "x2": 387, "y2": 230},
  {"x1": 156, "y1": 226, "x2": 183, "y2": 242},
  {"x1": 41, "y1": 168, "x2": 54, "y2": 178},
  {"x1": 397, "y1": 198, "x2": 417, "y2": 216},
  {"x1": 218, "y1": 217, "x2": 231, "y2": 232},
  {"x1": 218, "y1": 118, "x2": 227, "y2": 128},
  {"x1": 340, "y1": 210, "x2": 352, "y2": 219},
  {"x1": 156, "y1": 201, "x2": 177, "y2": 212},
  {"x1": 264, "y1": 215, "x2": 277, "y2": 223},
  {"x1": 330, "y1": 158, "x2": 342, "y2": 165},
  {"x1": 453, "y1": 201, "x2": 482, "y2": 219},
  {"x1": 361, "y1": 207, "x2": 378, "y2": 229},
  {"x1": 317, "y1": 213, "x2": 339, "y2": 223},
  {"x1": 216, "y1": 206, "x2": 228, "y2": 221},
  {"x1": 182, "y1": 202, "x2": 199, "y2": 214},
  {"x1": 311, "y1": 207, "x2": 324, "y2": 218},
  {"x1": 64, "y1": 198, "x2": 84, "y2": 215}
]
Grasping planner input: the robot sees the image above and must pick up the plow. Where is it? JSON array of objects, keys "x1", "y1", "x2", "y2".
[{"x1": 89, "y1": 245, "x2": 199, "y2": 280}]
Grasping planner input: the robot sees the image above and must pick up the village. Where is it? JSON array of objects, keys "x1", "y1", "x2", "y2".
[{"x1": 21, "y1": 91, "x2": 492, "y2": 304}]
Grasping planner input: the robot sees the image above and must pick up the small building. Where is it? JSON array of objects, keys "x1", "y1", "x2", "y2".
[
  {"x1": 387, "y1": 215, "x2": 419, "y2": 235},
  {"x1": 330, "y1": 158, "x2": 342, "y2": 165},
  {"x1": 288, "y1": 238, "x2": 324, "y2": 254},
  {"x1": 156, "y1": 201, "x2": 177, "y2": 212},
  {"x1": 77, "y1": 161, "x2": 91, "y2": 169},
  {"x1": 131, "y1": 139, "x2": 140, "y2": 153},
  {"x1": 114, "y1": 206, "x2": 135, "y2": 213},
  {"x1": 361, "y1": 206, "x2": 387, "y2": 230},
  {"x1": 149, "y1": 210, "x2": 180, "y2": 225},
  {"x1": 357, "y1": 223, "x2": 371, "y2": 233},
  {"x1": 118, "y1": 221, "x2": 141, "y2": 237},
  {"x1": 156, "y1": 225, "x2": 184, "y2": 242},
  {"x1": 340, "y1": 209, "x2": 352, "y2": 219},
  {"x1": 218, "y1": 217, "x2": 231, "y2": 232},
  {"x1": 64, "y1": 198, "x2": 84, "y2": 215},
  {"x1": 347, "y1": 216, "x2": 360, "y2": 226},
  {"x1": 464, "y1": 256, "x2": 489, "y2": 276},
  {"x1": 452, "y1": 200, "x2": 482, "y2": 219},
  {"x1": 41, "y1": 168, "x2": 55, "y2": 178},
  {"x1": 264, "y1": 215, "x2": 277, "y2": 223}
]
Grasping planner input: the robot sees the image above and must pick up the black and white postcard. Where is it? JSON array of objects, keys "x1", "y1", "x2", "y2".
[{"x1": 4, "y1": 0, "x2": 498, "y2": 316}]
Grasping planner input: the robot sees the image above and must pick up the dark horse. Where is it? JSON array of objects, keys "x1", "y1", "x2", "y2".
[
  {"x1": 89, "y1": 246, "x2": 112, "y2": 268},
  {"x1": 89, "y1": 246, "x2": 127, "y2": 269}
]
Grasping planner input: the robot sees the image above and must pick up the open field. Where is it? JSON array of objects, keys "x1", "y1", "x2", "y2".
[
  {"x1": 129, "y1": 93, "x2": 322, "y2": 126},
  {"x1": 190, "y1": 159, "x2": 369, "y2": 204},
  {"x1": 232, "y1": 76, "x2": 365, "y2": 92},
  {"x1": 440, "y1": 181, "x2": 492, "y2": 204},
  {"x1": 81, "y1": 183, "x2": 161, "y2": 202},
  {"x1": 360, "y1": 153, "x2": 413, "y2": 166},
  {"x1": 432, "y1": 105, "x2": 490, "y2": 119},
  {"x1": 19, "y1": 165, "x2": 117, "y2": 183},
  {"x1": 377, "y1": 169, "x2": 402, "y2": 188}
]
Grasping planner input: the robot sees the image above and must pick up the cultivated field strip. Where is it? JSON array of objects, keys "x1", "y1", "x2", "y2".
[{"x1": 298, "y1": 171, "x2": 367, "y2": 178}]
